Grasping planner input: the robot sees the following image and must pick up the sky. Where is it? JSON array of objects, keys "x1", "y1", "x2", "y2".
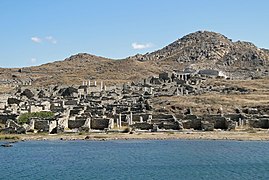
[{"x1": 0, "y1": 0, "x2": 269, "y2": 68}]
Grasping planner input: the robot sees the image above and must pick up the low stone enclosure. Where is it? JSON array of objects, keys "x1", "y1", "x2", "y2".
[{"x1": 1, "y1": 70, "x2": 269, "y2": 134}]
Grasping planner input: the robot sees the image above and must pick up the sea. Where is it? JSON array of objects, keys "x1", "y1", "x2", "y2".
[{"x1": 1, "y1": 140, "x2": 269, "y2": 180}]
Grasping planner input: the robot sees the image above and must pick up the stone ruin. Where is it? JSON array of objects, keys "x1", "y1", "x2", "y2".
[{"x1": 0, "y1": 71, "x2": 268, "y2": 134}]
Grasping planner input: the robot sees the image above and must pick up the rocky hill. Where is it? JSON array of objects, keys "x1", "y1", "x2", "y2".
[
  {"x1": 132, "y1": 31, "x2": 269, "y2": 78},
  {"x1": 1, "y1": 31, "x2": 269, "y2": 88}
]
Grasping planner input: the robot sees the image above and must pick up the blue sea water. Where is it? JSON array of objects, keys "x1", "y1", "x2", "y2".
[{"x1": 1, "y1": 140, "x2": 269, "y2": 180}]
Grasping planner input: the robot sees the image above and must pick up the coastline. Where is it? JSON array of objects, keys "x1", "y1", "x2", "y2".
[{"x1": 1, "y1": 131, "x2": 269, "y2": 142}]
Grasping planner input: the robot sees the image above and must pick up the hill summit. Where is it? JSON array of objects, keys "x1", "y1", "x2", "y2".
[{"x1": 132, "y1": 31, "x2": 269, "y2": 77}]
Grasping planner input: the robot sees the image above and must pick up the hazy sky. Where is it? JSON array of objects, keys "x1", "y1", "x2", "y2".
[{"x1": 1, "y1": 0, "x2": 269, "y2": 68}]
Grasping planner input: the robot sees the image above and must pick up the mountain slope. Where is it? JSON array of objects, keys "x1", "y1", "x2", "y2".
[{"x1": 1, "y1": 30, "x2": 269, "y2": 87}]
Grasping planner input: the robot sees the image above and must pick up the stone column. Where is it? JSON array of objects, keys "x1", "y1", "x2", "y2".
[
  {"x1": 119, "y1": 113, "x2": 122, "y2": 128},
  {"x1": 235, "y1": 121, "x2": 239, "y2": 128},
  {"x1": 88, "y1": 118, "x2": 91, "y2": 130},
  {"x1": 102, "y1": 108, "x2": 106, "y2": 116},
  {"x1": 140, "y1": 116, "x2": 143, "y2": 123},
  {"x1": 82, "y1": 81, "x2": 85, "y2": 86},
  {"x1": 148, "y1": 115, "x2": 152, "y2": 123},
  {"x1": 88, "y1": 80, "x2": 91, "y2": 86},
  {"x1": 126, "y1": 115, "x2": 130, "y2": 125},
  {"x1": 117, "y1": 118, "x2": 119, "y2": 128},
  {"x1": 239, "y1": 118, "x2": 242, "y2": 127},
  {"x1": 94, "y1": 81, "x2": 97, "y2": 86},
  {"x1": 100, "y1": 81, "x2": 103, "y2": 91},
  {"x1": 109, "y1": 119, "x2": 114, "y2": 129},
  {"x1": 130, "y1": 112, "x2": 133, "y2": 125},
  {"x1": 176, "y1": 88, "x2": 179, "y2": 96}
]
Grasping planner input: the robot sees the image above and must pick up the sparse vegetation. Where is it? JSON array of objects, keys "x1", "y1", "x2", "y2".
[
  {"x1": 18, "y1": 111, "x2": 54, "y2": 124},
  {"x1": 152, "y1": 78, "x2": 269, "y2": 115}
]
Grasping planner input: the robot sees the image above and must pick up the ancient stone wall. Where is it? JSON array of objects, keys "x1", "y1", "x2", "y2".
[
  {"x1": 202, "y1": 115, "x2": 227, "y2": 129},
  {"x1": 159, "y1": 123, "x2": 181, "y2": 130},
  {"x1": 248, "y1": 119, "x2": 269, "y2": 128},
  {"x1": 131, "y1": 122, "x2": 153, "y2": 130},
  {"x1": 182, "y1": 120, "x2": 201, "y2": 129},
  {"x1": 152, "y1": 114, "x2": 175, "y2": 123},
  {"x1": 70, "y1": 109, "x2": 82, "y2": 116},
  {"x1": 225, "y1": 114, "x2": 242, "y2": 121},
  {"x1": 34, "y1": 120, "x2": 49, "y2": 132},
  {"x1": 201, "y1": 121, "x2": 214, "y2": 131},
  {"x1": 0, "y1": 114, "x2": 18, "y2": 124},
  {"x1": 68, "y1": 120, "x2": 86, "y2": 129},
  {"x1": 91, "y1": 118, "x2": 110, "y2": 130},
  {"x1": 132, "y1": 114, "x2": 149, "y2": 122}
]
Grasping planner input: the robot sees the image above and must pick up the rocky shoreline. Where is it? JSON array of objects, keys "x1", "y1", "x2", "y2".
[{"x1": 1, "y1": 131, "x2": 269, "y2": 142}]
